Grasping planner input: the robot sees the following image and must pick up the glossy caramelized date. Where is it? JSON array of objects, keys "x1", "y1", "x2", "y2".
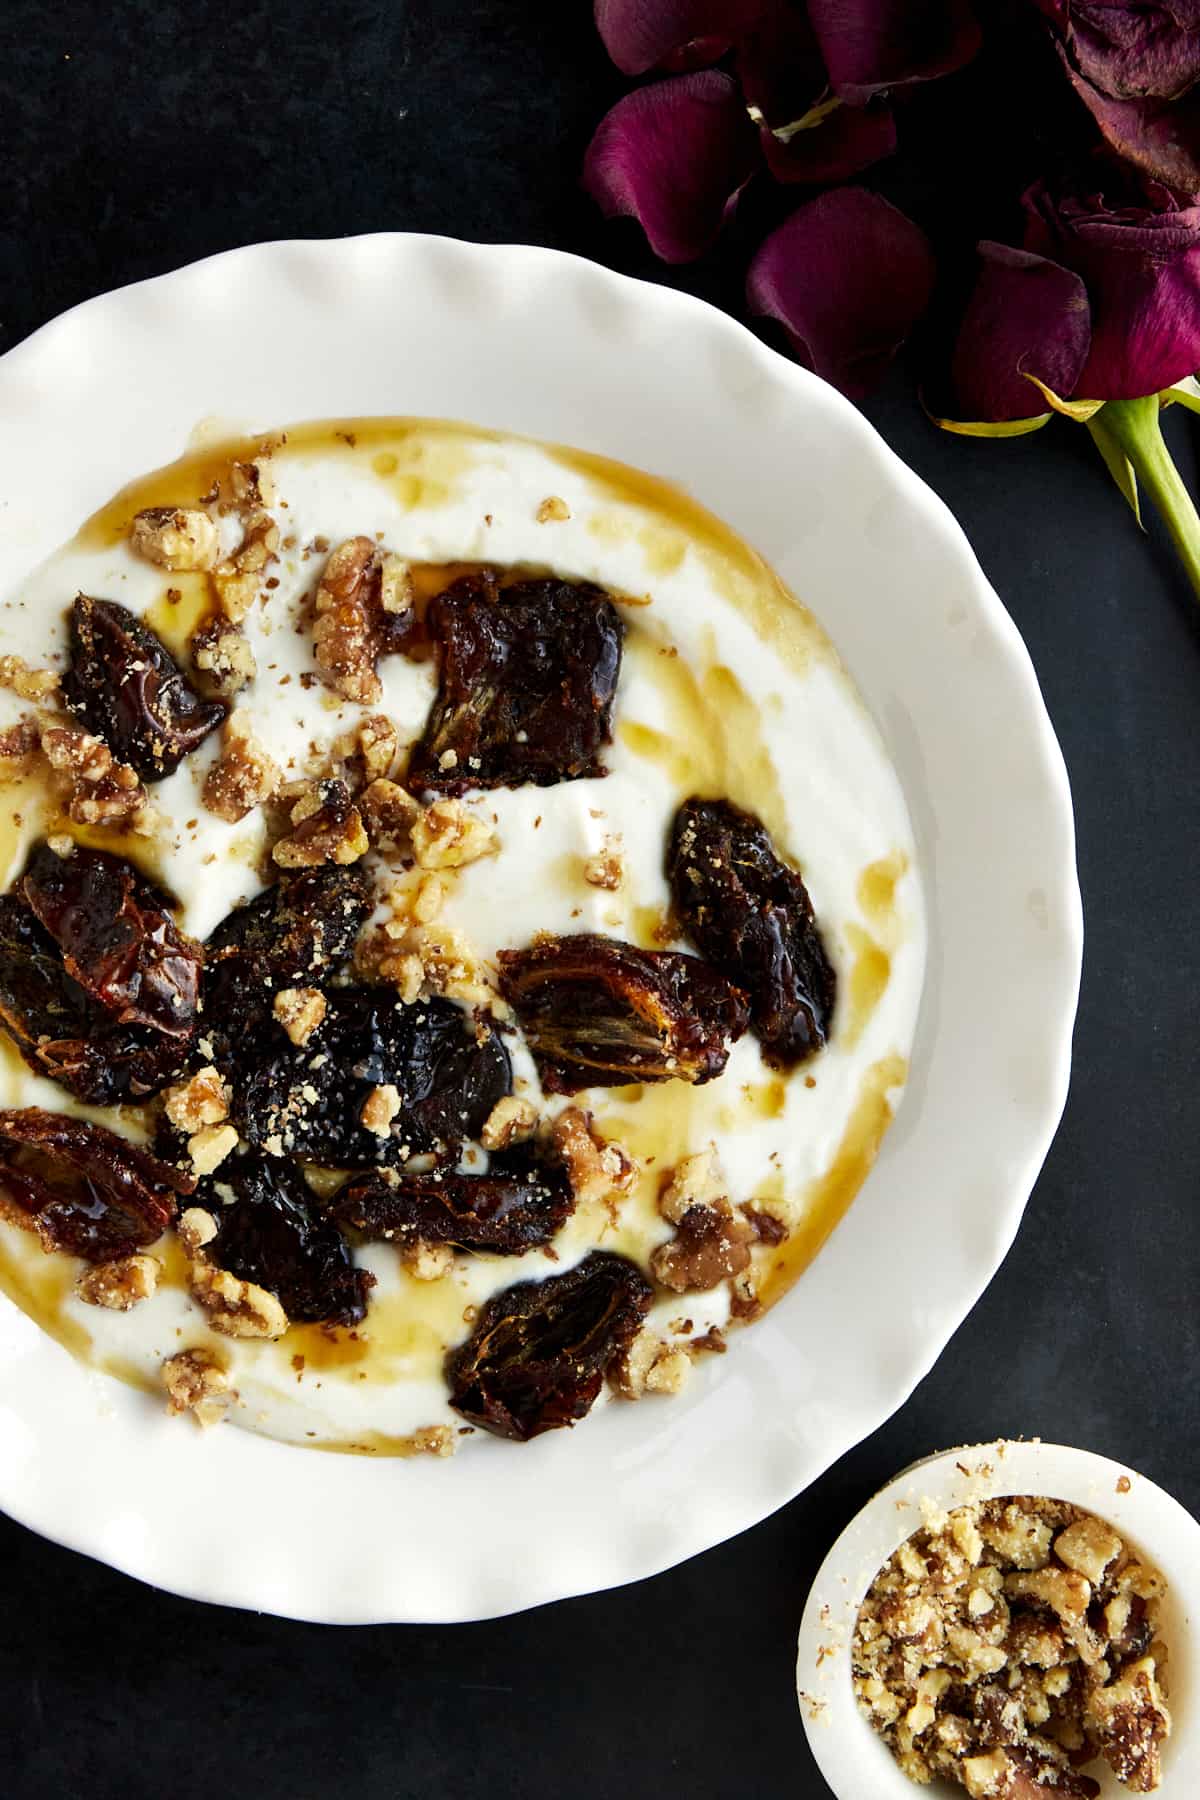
[
  {"x1": 199, "y1": 1153, "x2": 372, "y2": 1327},
  {"x1": 497, "y1": 932, "x2": 748, "y2": 1092},
  {"x1": 63, "y1": 594, "x2": 227, "y2": 780},
  {"x1": 406, "y1": 574, "x2": 624, "y2": 794},
  {"x1": 668, "y1": 798, "x2": 836, "y2": 1067},
  {"x1": 203, "y1": 866, "x2": 374, "y2": 1046},
  {"x1": 21, "y1": 842, "x2": 200, "y2": 1040},
  {"x1": 0, "y1": 1107, "x2": 192, "y2": 1261},
  {"x1": 0, "y1": 848, "x2": 200, "y2": 1103},
  {"x1": 333, "y1": 1142, "x2": 575, "y2": 1255},
  {"x1": 445, "y1": 1251, "x2": 652, "y2": 1440},
  {"x1": 231, "y1": 987, "x2": 512, "y2": 1169}
]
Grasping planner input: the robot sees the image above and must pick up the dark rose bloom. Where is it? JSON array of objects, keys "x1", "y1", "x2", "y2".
[
  {"x1": 951, "y1": 168, "x2": 1200, "y2": 412},
  {"x1": 1031, "y1": 0, "x2": 1200, "y2": 190}
]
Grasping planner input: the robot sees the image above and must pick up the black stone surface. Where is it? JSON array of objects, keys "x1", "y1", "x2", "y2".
[{"x1": 1, "y1": 5, "x2": 1198, "y2": 1797}]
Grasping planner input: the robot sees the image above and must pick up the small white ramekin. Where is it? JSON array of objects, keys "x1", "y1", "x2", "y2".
[{"x1": 798, "y1": 1442, "x2": 1200, "y2": 1797}]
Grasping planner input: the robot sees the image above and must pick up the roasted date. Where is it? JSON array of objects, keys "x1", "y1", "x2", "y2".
[
  {"x1": 0, "y1": 1107, "x2": 192, "y2": 1261},
  {"x1": 333, "y1": 1141, "x2": 575, "y2": 1255},
  {"x1": 497, "y1": 932, "x2": 748, "y2": 1092},
  {"x1": 668, "y1": 797, "x2": 836, "y2": 1067},
  {"x1": 445, "y1": 1250, "x2": 652, "y2": 1440},
  {"x1": 199, "y1": 1152, "x2": 372, "y2": 1326},
  {"x1": 63, "y1": 594, "x2": 227, "y2": 780},
  {"x1": 203, "y1": 865, "x2": 373, "y2": 1044},
  {"x1": 21, "y1": 842, "x2": 200, "y2": 1040},
  {"x1": 0, "y1": 849, "x2": 200, "y2": 1104},
  {"x1": 407, "y1": 574, "x2": 624, "y2": 794},
  {"x1": 231, "y1": 987, "x2": 512, "y2": 1168}
]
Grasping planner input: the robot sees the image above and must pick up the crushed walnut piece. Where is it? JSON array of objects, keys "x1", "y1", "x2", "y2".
[
  {"x1": 610, "y1": 1326, "x2": 693, "y2": 1400},
  {"x1": 853, "y1": 1495, "x2": 1172, "y2": 1795},
  {"x1": 312, "y1": 538, "x2": 412, "y2": 704},
  {"x1": 75, "y1": 1253, "x2": 161, "y2": 1311},
  {"x1": 0, "y1": 716, "x2": 41, "y2": 779},
  {"x1": 182, "y1": 1209, "x2": 288, "y2": 1339},
  {"x1": 650, "y1": 1149, "x2": 753, "y2": 1293},
  {"x1": 37, "y1": 713, "x2": 156, "y2": 832},
  {"x1": 401, "y1": 1241, "x2": 455, "y2": 1282},
  {"x1": 361, "y1": 1082, "x2": 401, "y2": 1136},
  {"x1": 131, "y1": 507, "x2": 220, "y2": 573},
  {"x1": 163, "y1": 1066, "x2": 230, "y2": 1134},
  {"x1": 405, "y1": 1424, "x2": 457, "y2": 1457},
  {"x1": 213, "y1": 509, "x2": 280, "y2": 622},
  {"x1": 355, "y1": 713, "x2": 400, "y2": 785},
  {"x1": 536, "y1": 495, "x2": 571, "y2": 523},
  {"x1": 410, "y1": 797, "x2": 497, "y2": 870},
  {"x1": 549, "y1": 1106, "x2": 635, "y2": 1214},
  {"x1": 191, "y1": 615, "x2": 256, "y2": 694},
  {"x1": 480, "y1": 1095, "x2": 538, "y2": 1151},
  {"x1": 583, "y1": 838, "x2": 624, "y2": 889},
  {"x1": 186, "y1": 1123, "x2": 239, "y2": 1177},
  {"x1": 162, "y1": 1348, "x2": 233, "y2": 1427},
  {"x1": 0, "y1": 654, "x2": 60, "y2": 702},
  {"x1": 273, "y1": 778, "x2": 368, "y2": 868},
  {"x1": 359, "y1": 777, "x2": 419, "y2": 851},
  {"x1": 273, "y1": 987, "x2": 326, "y2": 1047},
  {"x1": 202, "y1": 713, "x2": 281, "y2": 823}
]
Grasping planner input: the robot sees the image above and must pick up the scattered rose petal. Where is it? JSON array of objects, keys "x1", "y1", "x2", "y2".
[
  {"x1": 594, "y1": 0, "x2": 763, "y2": 76},
  {"x1": 746, "y1": 188, "x2": 936, "y2": 397},
  {"x1": 583, "y1": 72, "x2": 760, "y2": 263},
  {"x1": 761, "y1": 101, "x2": 897, "y2": 183},
  {"x1": 950, "y1": 243, "x2": 1092, "y2": 420},
  {"x1": 1059, "y1": 74, "x2": 1200, "y2": 192},
  {"x1": 807, "y1": 0, "x2": 983, "y2": 103},
  {"x1": 1023, "y1": 174, "x2": 1200, "y2": 399}
]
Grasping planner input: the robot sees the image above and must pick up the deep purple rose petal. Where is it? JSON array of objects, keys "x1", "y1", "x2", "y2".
[
  {"x1": 594, "y1": 0, "x2": 763, "y2": 75},
  {"x1": 950, "y1": 243, "x2": 1091, "y2": 420},
  {"x1": 583, "y1": 73, "x2": 760, "y2": 264},
  {"x1": 761, "y1": 103, "x2": 897, "y2": 184},
  {"x1": 1064, "y1": 67, "x2": 1200, "y2": 192},
  {"x1": 735, "y1": 0, "x2": 825, "y2": 123},
  {"x1": 1030, "y1": 0, "x2": 1200, "y2": 101},
  {"x1": 807, "y1": 0, "x2": 983, "y2": 103},
  {"x1": 1023, "y1": 175, "x2": 1200, "y2": 398},
  {"x1": 746, "y1": 189, "x2": 936, "y2": 398}
]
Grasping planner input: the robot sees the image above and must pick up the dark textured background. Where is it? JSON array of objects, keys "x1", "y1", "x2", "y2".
[{"x1": 1, "y1": 5, "x2": 1197, "y2": 1797}]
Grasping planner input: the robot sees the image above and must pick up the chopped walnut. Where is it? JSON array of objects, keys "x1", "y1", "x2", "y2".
[
  {"x1": 361, "y1": 1082, "x2": 401, "y2": 1136},
  {"x1": 355, "y1": 713, "x2": 400, "y2": 784},
  {"x1": 411, "y1": 797, "x2": 497, "y2": 869},
  {"x1": 411, "y1": 872, "x2": 447, "y2": 924},
  {"x1": 853, "y1": 1495, "x2": 1172, "y2": 1795},
  {"x1": 359, "y1": 777, "x2": 420, "y2": 851},
  {"x1": 0, "y1": 716, "x2": 41, "y2": 779},
  {"x1": 187, "y1": 1123, "x2": 239, "y2": 1176},
  {"x1": 536, "y1": 495, "x2": 571, "y2": 523},
  {"x1": 651, "y1": 1149, "x2": 753, "y2": 1294},
  {"x1": 402, "y1": 1241, "x2": 455, "y2": 1282},
  {"x1": 202, "y1": 713, "x2": 281, "y2": 822},
  {"x1": 213, "y1": 510, "x2": 280, "y2": 622},
  {"x1": 75, "y1": 1253, "x2": 161, "y2": 1311},
  {"x1": 272, "y1": 778, "x2": 368, "y2": 868},
  {"x1": 1085, "y1": 1657, "x2": 1170, "y2": 1793},
  {"x1": 610, "y1": 1327, "x2": 693, "y2": 1399},
  {"x1": 191, "y1": 616, "x2": 257, "y2": 694},
  {"x1": 227, "y1": 459, "x2": 275, "y2": 510},
  {"x1": 583, "y1": 839, "x2": 624, "y2": 890},
  {"x1": 40, "y1": 718, "x2": 114, "y2": 782},
  {"x1": 404, "y1": 923, "x2": 497, "y2": 1008},
  {"x1": 481, "y1": 1095, "x2": 538, "y2": 1150},
  {"x1": 312, "y1": 537, "x2": 411, "y2": 704},
  {"x1": 406, "y1": 1424, "x2": 457, "y2": 1457},
  {"x1": 190, "y1": 1258, "x2": 289, "y2": 1338},
  {"x1": 38, "y1": 713, "x2": 154, "y2": 830},
  {"x1": 162, "y1": 1348, "x2": 233, "y2": 1427},
  {"x1": 130, "y1": 506, "x2": 220, "y2": 573},
  {"x1": 0, "y1": 654, "x2": 60, "y2": 702},
  {"x1": 163, "y1": 1066, "x2": 230, "y2": 1133},
  {"x1": 273, "y1": 987, "x2": 326, "y2": 1047},
  {"x1": 178, "y1": 1206, "x2": 219, "y2": 1255},
  {"x1": 549, "y1": 1107, "x2": 635, "y2": 1211}
]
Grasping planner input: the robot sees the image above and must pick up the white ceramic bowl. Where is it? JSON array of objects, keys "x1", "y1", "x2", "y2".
[
  {"x1": 0, "y1": 236, "x2": 1081, "y2": 1622},
  {"x1": 798, "y1": 1441, "x2": 1200, "y2": 1796}
]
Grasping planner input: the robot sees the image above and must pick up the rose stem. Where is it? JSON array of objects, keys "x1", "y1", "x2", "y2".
[{"x1": 1088, "y1": 395, "x2": 1200, "y2": 606}]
